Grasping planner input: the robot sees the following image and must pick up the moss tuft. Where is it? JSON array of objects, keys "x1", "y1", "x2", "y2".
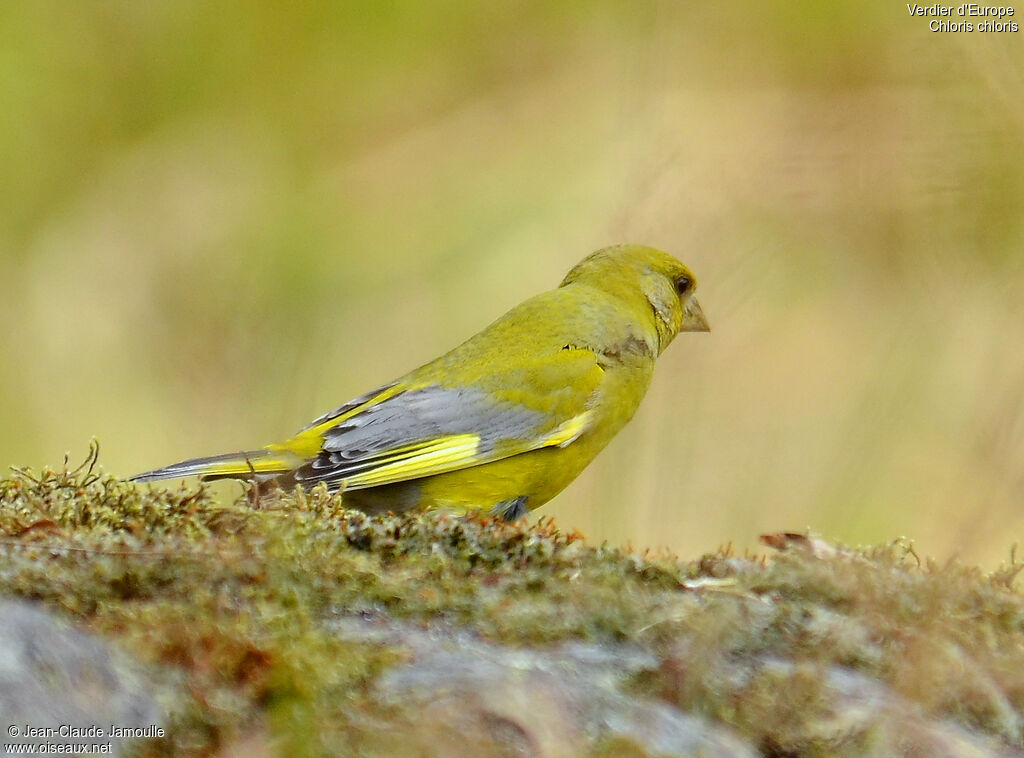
[{"x1": 2, "y1": 446, "x2": 1023, "y2": 756}]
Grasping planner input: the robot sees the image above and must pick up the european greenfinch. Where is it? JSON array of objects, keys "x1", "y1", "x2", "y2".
[{"x1": 132, "y1": 244, "x2": 709, "y2": 519}]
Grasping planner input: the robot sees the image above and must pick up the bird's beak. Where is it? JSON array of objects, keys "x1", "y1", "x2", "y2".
[{"x1": 681, "y1": 297, "x2": 710, "y2": 332}]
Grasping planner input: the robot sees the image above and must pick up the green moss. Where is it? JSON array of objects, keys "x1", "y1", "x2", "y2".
[{"x1": 2, "y1": 445, "x2": 1024, "y2": 756}]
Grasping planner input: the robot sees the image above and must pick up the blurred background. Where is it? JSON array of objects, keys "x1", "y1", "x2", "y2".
[{"x1": 1, "y1": 1, "x2": 1021, "y2": 565}]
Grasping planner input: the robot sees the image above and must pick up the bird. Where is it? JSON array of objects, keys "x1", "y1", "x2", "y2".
[{"x1": 131, "y1": 244, "x2": 709, "y2": 520}]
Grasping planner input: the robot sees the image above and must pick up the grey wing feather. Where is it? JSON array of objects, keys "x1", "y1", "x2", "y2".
[
  {"x1": 299, "y1": 381, "x2": 400, "y2": 432},
  {"x1": 293, "y1": 384, "x2": 547, "y2": 487}
]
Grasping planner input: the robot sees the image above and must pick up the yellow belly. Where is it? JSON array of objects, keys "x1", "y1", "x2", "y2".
[{"x1": 340, "y1": 443, "x2": 597, "y2": 517}]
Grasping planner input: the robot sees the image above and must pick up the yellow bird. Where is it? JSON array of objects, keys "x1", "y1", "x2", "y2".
[{"x1": 132, "y1": 244, "x2": 709, "y2": 520}]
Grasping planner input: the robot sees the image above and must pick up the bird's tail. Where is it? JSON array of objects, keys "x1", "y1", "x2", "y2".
[{"x1": 130, "y1": 449, "x2": 294, "y2": 483}]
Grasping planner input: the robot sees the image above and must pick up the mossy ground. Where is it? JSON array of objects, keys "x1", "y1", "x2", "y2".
[{"x1": 2, "y1": 444, "x2": 1023, "y2": 756}]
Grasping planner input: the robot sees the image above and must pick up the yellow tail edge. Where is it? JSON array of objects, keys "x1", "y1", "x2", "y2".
[{"x1": 130, "y1": 449, "x2": 293, "y2": 483}]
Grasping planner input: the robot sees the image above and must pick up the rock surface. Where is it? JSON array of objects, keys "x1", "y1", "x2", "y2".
[{"x1": 0, "y1": 600, "x2": 165, "y2": 756}]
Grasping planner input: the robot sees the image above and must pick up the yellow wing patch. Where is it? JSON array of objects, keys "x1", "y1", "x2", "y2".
[
  {"x1": 541, "y1": 410, "x2": 593, "y2": 448},
  {"x1": 343, "y1": 434, "x2": 482, "y2": 488}
]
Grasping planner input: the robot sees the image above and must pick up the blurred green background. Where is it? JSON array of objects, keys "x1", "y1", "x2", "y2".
[{"x1": 2, "y1": 1, "x2": 1022, "y2": 564}]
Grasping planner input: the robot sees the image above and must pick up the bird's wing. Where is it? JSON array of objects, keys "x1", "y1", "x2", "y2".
[{"x1": 273, "y1": 348, "x2": 606, "y2": 489}]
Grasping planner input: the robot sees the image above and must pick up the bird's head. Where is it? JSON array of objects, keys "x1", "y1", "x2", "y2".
[{"x1": 561, "y1": 244, "x2": 709, "y2": 354}]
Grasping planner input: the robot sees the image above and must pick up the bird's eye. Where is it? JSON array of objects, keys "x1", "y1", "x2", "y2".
[{"x1": 674, "y1": 275, "x2": 693, "y2": 296}]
